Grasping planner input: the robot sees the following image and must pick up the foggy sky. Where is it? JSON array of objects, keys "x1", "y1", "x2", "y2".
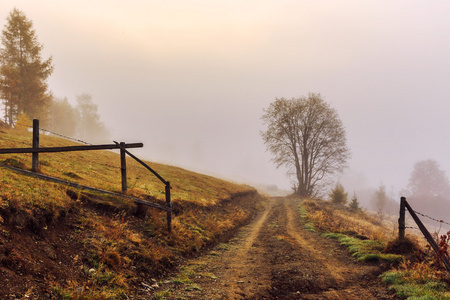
[{"x1": 2, "y1": 1, "x2": 450, "y2": 201}]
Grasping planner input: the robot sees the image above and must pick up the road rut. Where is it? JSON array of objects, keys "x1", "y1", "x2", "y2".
[{"x1": 148, "y1": 197, "x2": 398, "y2": 299}]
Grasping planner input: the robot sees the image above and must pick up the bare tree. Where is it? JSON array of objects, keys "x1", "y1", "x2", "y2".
[{"x1": 261, "y1": 93, "x2": 350, "y2": 197}]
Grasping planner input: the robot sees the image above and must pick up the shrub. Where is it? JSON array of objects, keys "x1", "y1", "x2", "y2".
[
  {"x1": 384, "y1": 237, "x2": 421, "y2": 255},
  {"x1": 329, "y1": 183, "x2": 348, "y2": 205},
  {"x1": 349, "y1": 193, "x2": 360, "y2": 212}
]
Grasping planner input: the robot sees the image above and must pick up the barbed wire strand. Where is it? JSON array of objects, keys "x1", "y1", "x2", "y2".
[
  {"x1": 39, "y1": 127, "x2": 92, "y2": 145},
  {"x1": 5, "y1": 124, "x2": 153, "y2": 189},
  {"x1": 402, "y1": 226, "x2": 419, "y2": 230},
  {"x1": 413, "y1": 210, "x2": 450, "y2": 227},
  {"x1": 2, "y1": 124, "x2": 133, "y2": 183},
  {"x1": 9, "y1": 122, "x2": 91, "y2": 146},
  {"x1": 11, "y1": 121, "x2": 93, "y2": 146},
  {"x1": 6, "y1": 124, "x2": 120, "y2": 169}
]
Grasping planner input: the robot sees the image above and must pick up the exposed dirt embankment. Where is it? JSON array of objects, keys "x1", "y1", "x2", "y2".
[{"x1": 0, "y1": 190, "x2": 263, "y2": 299}]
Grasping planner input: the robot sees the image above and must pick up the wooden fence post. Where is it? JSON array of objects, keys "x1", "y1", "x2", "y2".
[
  {"x1": 398, "y1": 196, "x2": 406, "y2": 239},
  {"x1": 403, "y1": 198, "x2": 450, "y2": 272},
  {"x1": 32, "y1": 119, "x2": 39, "y2": 172},
  {"x1": 166, "y1": 181, "x2": 172, "y2": 233},
  {"x1": 120, "y1": 142, "x2": 127, "y2": 193}
]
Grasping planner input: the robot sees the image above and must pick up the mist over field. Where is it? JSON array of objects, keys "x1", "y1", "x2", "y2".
[{"x1": 3, "y1": 1, "x2": 450, "y2": 214}]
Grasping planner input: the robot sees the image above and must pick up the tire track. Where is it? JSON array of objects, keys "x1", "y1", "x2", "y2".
[
  {"x1": 220, "y1": 197, "x2": 275, "y2": 299},
  {"x1": 272, "y1": 198, "x2": 392, "y2": 299},
  {"x1": 283, "y1": 199, "x2": 346, "y2": 284},
  {"x1": 152, "y1": 197, "x2": 397, "y2": 300}
]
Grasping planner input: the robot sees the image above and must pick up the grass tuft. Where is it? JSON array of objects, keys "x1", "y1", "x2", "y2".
[
  {"x1": 322, "y1": 232, "x2": 403, "y2": 264},
  {"x1": 381, "y1": 266, "x2": 450, "y2": 299}
]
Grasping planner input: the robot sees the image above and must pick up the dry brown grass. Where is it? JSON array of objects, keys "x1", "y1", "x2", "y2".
[
  {"x1": 301, "y1": 198, "x2": 395, "y2": 241},
  {"x1": 0, "y1": 126, "x2": 253, "y2": 208},
  {"x1": 301, "y1": 198, "x2": 450, "y2": 299},
  {"x1": 0, "y1": 127, "x2": 263, "y2": 298}
]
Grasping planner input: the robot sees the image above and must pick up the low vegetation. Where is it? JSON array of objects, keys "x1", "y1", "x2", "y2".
[
  {"x1": 3, "y1": 123, "x2": 450, "y2": 299},
  {"x1": 0, "y1": 126, "x2": 263, "y2": 299},
  {"x1": 299, "y1": 197, "x2": 450, "y2": 299}
]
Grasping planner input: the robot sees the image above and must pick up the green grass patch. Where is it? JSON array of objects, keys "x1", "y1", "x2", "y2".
[
  {"x1": 304, "y1": 223, "x2": 316, "y2": 232},
  {"x1": 322, "y1": 233, "x2": 403, "y2": 264},
  {"x1": 297, "y1": 202, "x2": 308, "y2": 219},
  {"x1": 381, "y1": 270, "x2": 450, "y2": 299},
  {"x1": 297, "y1": 200, "x2": 316, "y2": 231}
]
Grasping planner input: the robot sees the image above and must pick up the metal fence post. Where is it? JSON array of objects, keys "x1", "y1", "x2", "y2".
[{"x1": 32, "y1": 119, "x2": 39, "y2": 172}]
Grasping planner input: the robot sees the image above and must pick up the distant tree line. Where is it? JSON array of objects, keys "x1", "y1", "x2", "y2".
[
  {"x1": 329, "y1": 158, "x2": 450, "y2": 223},
  {"x1": 49, "y1": 94, "x2": 110, "y2": 142},
  {"x1": 0, "y1": 8, "x2": 109, "y2": 142}
]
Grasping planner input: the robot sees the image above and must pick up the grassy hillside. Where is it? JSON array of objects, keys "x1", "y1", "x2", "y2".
[
  {"x1": 298, "y1": 198, "x2": 450, "y2": 299},
  {"x1": 0, "y1": 126, "x2": 263, "y2": 299}
]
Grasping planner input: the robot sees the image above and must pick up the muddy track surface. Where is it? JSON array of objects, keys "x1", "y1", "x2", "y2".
[{"x1": 145, "y1": 197, "x2": 399, "y2": 299}]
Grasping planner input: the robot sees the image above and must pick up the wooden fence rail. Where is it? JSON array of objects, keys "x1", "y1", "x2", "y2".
[
  {"x1": 0, "y1": 119, "x2": 172, "y2": 232},
  {"x1": 0, "y1": 143, "x2": 144, "y2": 153},
  {"x1": 398, "y1": 196, "x2": 450, "y2": 272},
  {"x1": 114, "y1": 141, "x2": 172, "y2": 230}
]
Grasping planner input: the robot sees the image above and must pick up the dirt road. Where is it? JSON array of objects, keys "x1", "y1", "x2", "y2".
[{"x1": 148, "y1": 197, "x2": 398, "y2": 299}]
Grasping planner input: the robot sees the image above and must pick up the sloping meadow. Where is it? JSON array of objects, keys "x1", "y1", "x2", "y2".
[{"x1": 0, "y1": 127, "x2": 263, "y2": 299}]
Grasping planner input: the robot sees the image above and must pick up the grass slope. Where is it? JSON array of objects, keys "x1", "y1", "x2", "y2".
[
  {"x1": 299, "y1": 197, "x2": 450, "y2": 300},
  {"x1": 0, "y1": 126, "x2": 263, "y2": 299}
]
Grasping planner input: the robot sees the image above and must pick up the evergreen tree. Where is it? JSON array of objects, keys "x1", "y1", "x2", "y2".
[
  {"x1": 0, "y1": 8, "x2": 53, "y2": 125},
  {"x1": 349, "y1": 193, "x2": 360, "y2": 212},
  {"x1": 374, "y1": 184, "x2": 387, "y2": 213},
  {"x1": 76, "y1": 93, "x2": 109, "y2": 143},
  {"x1": 329, "y1": 183, "x2": 348, "y2": 205},
  {"x1": 49, "y1": 97, "x2": 78, "y2": 137}
]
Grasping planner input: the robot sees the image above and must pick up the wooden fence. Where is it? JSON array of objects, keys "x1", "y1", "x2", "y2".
[
  {"x1": 0, "y1": 119, "x2": 173, "y2": 232},
  {"x1": 398, "y1": 196, "x2": 450, "y2": 272}
]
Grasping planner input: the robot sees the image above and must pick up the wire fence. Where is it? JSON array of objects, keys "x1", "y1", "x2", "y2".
[
  {"x1": 392, "y1": 197, "x2": 450, "y2": 237},
  {"x1": 402, "y1": 209, "x2": 450, "y2": 233},
  {"x1": 1, "y1": 119, "x2": 173, "y2": 232},
  {"x1": 14, "y1": 121, "x2": 92, "y2": 145},
  {"x1": 413, "y1": 210, "x2": 450, "y2": 227},
  {"x1": 3, "y1": 121, "x2": 122, "y2": 170},
  {"x1": 39, "y1": 127, "x2": 92, "y2": 145}
]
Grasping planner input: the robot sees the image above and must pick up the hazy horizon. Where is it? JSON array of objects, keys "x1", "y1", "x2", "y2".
[{"x1": 2, "y1": 1, "x2": 450, "y2": 205}]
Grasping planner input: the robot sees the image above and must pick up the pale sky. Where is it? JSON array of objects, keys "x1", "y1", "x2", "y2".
[{"x1": 2, "y1": 1, "x2": 450, "y2": 200}]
